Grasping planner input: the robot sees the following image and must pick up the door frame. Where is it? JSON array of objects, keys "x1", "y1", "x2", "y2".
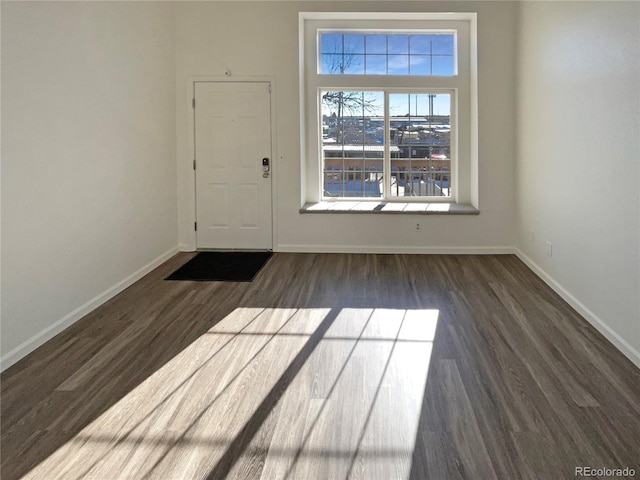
[{"x1": 185, "y1": 76, "x2": 278, "y2": 252}]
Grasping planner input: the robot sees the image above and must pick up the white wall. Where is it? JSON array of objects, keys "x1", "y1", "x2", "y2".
[
  {"x1": 515, "y1": 1, "x2": 640, "y2": 366},
  {"x1": 4, "y1": 0, "x2": 636, "y2": 371},
  {"x1": 175, "y1": 1, "x2": 518, "y2": 253},
  {"x1": 1, "y1": 2, "x2": 178, "y2": 369}
]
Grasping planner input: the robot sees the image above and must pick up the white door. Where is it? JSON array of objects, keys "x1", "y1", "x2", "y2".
[{"x1": 195, "y1": 82, "x2": 272, "y2": 250}]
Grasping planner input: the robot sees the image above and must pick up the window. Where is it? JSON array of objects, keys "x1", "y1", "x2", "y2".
[
  {"x1": 322, "y1": 90, "x2": 453, "y2": 199},
  {"x1": 318, "y1": 30, "x2": 455, "y2": 75},
  {"x1": 319, "y1": 32, "x2": 455, "y2": 75},
  {"x1": 300, "y1": 13, "x2": 477, "y2": 206}
]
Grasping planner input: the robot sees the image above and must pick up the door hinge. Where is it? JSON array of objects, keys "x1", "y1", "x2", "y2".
[
  {"x1": 194, "y1": 221, "x2": 197, "y2": 231},
  {"x1": 192, "y1": 98, "x2": 195, "y2": 109},
  {"x1": 193, "y1": 159, "x2": 196, "y2": 170}
]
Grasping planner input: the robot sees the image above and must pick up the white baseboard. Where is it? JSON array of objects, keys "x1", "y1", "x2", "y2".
[
  {"x1": 0, "y1": 246, "x2": 179, "y2": 372},
  {"x1": 275, "y1": 244, "x2": 516, "y2": 255},
  {"x1": 515, "y1": 248, "x2": 640, "y2": 369}
]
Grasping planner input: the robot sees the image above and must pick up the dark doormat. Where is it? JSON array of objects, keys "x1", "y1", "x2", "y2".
[{"x1": 165, "y1": 251, "x2": 272, "y2": 282}]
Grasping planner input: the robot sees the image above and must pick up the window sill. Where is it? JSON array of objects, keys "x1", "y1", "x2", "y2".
[{"x1": 300, "y1": 201, "x2": 479, "y2": 215}]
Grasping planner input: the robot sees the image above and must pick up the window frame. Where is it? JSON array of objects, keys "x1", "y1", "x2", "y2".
[{"x1": 300, "y1": 12, "x2": 478, "y2": 206}]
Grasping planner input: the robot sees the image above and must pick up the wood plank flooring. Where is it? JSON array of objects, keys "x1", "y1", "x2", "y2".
[{"x1": 2, "y1": 253, "x2": 639, "y2": 480}]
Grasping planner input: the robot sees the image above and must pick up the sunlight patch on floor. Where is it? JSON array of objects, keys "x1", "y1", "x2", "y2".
[{"x1": 24, "y1": 307, "x2": 437, "y2": 480}]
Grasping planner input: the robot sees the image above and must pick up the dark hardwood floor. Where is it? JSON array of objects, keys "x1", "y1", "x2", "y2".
[{"x1": 2, "y1": 253, "x2": 639, "y2": 479}]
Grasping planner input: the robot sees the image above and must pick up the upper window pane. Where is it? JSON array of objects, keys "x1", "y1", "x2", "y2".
[
  {"x1": 388, "y1": 55, "x2": 409, "y2": 75},
  {"x1": 430, "y1": 34, "x2": 454, "y2": 55},
  {"x1": 365, "y1": 34, "x2": 387, "y2": 54},
  {"x1": 319, "y1": 31, "x2": 455, "y2": 76},
  {"x1": 366, "y1": 55, "x2": 386, "y2": 75},
  {"x1": 320, "y1": 33, "x2": 343, "y2": 54},
  {"x1": 388, "y1": 34, "x2": 409, "y2": 54},
  {"x1": 409, "y1": 34, "x2": 431, "y2": 54},
  {"x1": 343, "y1": 33, "x2": 365, "y2": 54}
]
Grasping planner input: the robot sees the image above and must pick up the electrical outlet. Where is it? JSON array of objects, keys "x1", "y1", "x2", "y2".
[
  {"x1": 546, "y1": 241, "x2": 553, "y2": 257},
  {"x1": 415, "y1": 222, "x2": 422, "y2": 232}
]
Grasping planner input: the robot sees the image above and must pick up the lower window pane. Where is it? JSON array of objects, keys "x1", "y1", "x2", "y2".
[
  {"x1": 321, "y1": 91, "x2": 384, "y2": 198},
  {"x1": 389, "y1": 93, "x2": 451, "y2": 197},
  {"x1": 320, "y1": 91, "x2": 451, "y2": 199}
]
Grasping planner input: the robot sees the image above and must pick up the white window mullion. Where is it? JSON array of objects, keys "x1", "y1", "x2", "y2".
[{"x1": 384, "y1": 91, "x2": 391, "y2": 200}]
